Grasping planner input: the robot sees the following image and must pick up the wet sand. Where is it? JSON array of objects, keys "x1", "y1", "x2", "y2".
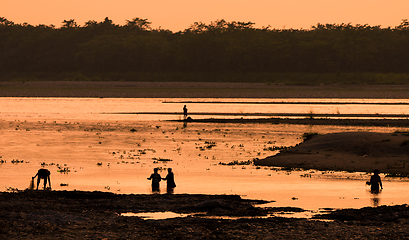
[{"x1": 2, "y1": 81, "x2": 409, "y2": 238}]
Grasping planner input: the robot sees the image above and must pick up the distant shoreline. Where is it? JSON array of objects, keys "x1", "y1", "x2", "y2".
[{"x1": 1, "y1": 81, "x2": 409, "y2": 98}]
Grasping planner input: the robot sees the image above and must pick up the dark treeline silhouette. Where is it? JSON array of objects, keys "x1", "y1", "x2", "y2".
[{"x1": 1, "y1": 17, "x2": 409, "y2": 82}]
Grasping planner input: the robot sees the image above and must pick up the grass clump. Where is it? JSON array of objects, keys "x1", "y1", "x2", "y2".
[{"x1": 302, "y1": 132, "x2": 319, "y2": 142}]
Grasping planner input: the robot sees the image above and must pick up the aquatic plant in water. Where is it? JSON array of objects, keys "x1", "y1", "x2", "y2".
[{"x1": 219, "y1": 159, "x2": 255, "y2": 166}]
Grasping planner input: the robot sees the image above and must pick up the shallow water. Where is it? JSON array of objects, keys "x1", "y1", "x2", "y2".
[{"x1": 1, "y1": 97, "x2": 409, "y2": 212}]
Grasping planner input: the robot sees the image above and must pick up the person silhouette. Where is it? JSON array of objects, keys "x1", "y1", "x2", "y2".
[
  {"x1": 367, "y1": 169, "x2": 383, "y2": 193},
  {"x1": 32, "y1": 168, "x2": 51, "y2": 190},
  {"x1": 183, "y1": 105, "x2": 188, "y2": 119},
  {"x1": 147, "y1": 168, "x2": 162, "y2": 192},
  {"x1": 162, "y1": 168, "x2": 176, "y2": 193}
]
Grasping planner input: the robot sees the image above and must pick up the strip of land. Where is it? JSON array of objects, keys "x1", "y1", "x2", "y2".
[
  {"x1": 1, "y1": 81, "x2": 409, "y2": 98},
  {"x1": 172, "y1": 117, "x2": 409, "y2": 127},
  {"x1": 255, "y1": 132, "x2": 409, "y2": 175},
  {"x1": 117, "y1": 112, "x2": 409, "y2": 118}
]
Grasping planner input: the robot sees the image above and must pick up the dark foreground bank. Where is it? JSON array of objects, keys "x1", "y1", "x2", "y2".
[{"x1": 1, "y1": 190, "x2": 409, "y2": 239}]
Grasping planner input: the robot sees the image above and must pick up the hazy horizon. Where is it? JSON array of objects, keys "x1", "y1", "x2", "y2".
[{"x1": 3, "y1": 0, "x2": 408, "y2": 31}]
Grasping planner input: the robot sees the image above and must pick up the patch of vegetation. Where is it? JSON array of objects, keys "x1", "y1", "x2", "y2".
[
  {"x1": 197, "y1": 141, "x2": 217, "y2": 150},
  {"x1": 281, "y1": 166, "x2": 295, "y2": 171},
  {"x1": 385, "y1": 173, "x2": 409, "y2": 178},
  {"x1": 306, "y1": 111, "x2": 315, "y2": 119},
  {"x1": 302, "y1": 132, "x2": 319, "y2": 142},
  {"x1": 263, "y1": 146, "x2": 291, "y2": 151},
  {"x1": 219, "y1": 159, "x2": 255, "y2": 166},
  {"x1": 152, "y1": 158, "x2": 173, "y2": 162}
]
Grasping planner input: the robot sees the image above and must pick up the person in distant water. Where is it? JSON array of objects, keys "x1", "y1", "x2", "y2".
[
  {"x1": 147, "y1": 168, "x2": 162, "y2": 192},
  {"x1": 183, "y1": 105, "x2": 188, "y2": 119},
  {"x1": 367, "y1": 169, "x2": 383, "y2": 193},
  {"x1": 33, "y1": 168, "x2": 51, "y2": 190},
  {"x1": 162, "y1": 168, "x2": 176, "y2": 194}
]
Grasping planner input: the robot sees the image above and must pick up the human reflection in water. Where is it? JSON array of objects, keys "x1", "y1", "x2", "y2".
[
  {"x1": 147, "y1": 168, "x2": 162, "y2": 193},
  {"x1": 32, "y1": 168, "x2": 51, "y2": 190},
  {"x1": 367, "y1": 169, "x2": 383, "y2": 193},
  {"x1": 371, "y1": 196, "x2": 381, "y2": 207},
  {"x1": 162, "y1": 168, "x2": 176, "y2": 194}
]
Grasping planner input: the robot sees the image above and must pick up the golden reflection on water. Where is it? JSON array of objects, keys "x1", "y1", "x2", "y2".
[{"x1": 1, "y1": 98, "x2": 409, "y2": 212}]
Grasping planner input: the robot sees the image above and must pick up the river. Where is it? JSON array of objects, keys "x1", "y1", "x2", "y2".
[{"x1": 1, "y1": 97, "x2": 409, "y2": 213}]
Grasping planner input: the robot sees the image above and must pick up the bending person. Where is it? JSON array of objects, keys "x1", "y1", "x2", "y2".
[{"x1": 33, "y1": 168, "x2": 51, "y2": 190}]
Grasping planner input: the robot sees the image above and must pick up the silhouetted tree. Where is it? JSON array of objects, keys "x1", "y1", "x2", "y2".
[
  {"x1": 125, "y1": 18, "x2": 151, "y2": 31},
  {"x1": 1, "y1": 17, "x2": 409, "y2": 78}
]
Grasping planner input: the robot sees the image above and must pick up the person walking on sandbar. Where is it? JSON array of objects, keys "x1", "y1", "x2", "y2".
[{"x1": 183, "y1": 105, "x2": 188, "y2": 120}]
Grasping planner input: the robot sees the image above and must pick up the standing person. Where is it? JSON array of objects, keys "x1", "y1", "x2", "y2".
[
  {"x1": 32, "y1": 168, "x2": 51, "y2": 190},
  {"x1": 147, "y1": 168, "x2": 162, "y2": 192},
  {"x1": 162, "y1": 168, "x2": 176, "y2": 194},
  {"x1": 183, "y1": 105, "x2": 188, "y2": 119},
  {"x1": 368, "y1": 169, "x2": 383, "y2": 193}
]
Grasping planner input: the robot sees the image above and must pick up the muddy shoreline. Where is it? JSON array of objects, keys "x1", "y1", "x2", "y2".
[{"x1": 2, "y1": 190, "x2": 409, "y2": 239}]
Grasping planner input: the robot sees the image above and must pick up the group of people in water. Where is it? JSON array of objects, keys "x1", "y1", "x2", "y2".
[
  {"x1": 32, "y1": 167, "x2": 177, "y2": 193},
  {"x1": 32, "y1": 167, "x2": 382, "y2": 195},
  {"x1": 147, "y1": 167, "x2": 176, "y2": 193}
]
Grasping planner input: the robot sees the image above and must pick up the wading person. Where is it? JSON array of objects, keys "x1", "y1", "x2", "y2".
[
  {"x1": 183, "y1": 105, "x2": 188, "y2": 119},
  {"x1": 162, "y1": 168, "x2": 176, "y2": 194},
  {"x1": 368, "y1": 169, "x2": 383, "y2": 193},
  {"x1": 147, "y1": 168, "x2": 162, "y2": 192},
  {"x1": 32, "y1": 168, "x2": 51, "y2": 190}
]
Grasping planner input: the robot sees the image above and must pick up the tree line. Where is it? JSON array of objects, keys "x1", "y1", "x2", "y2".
[{"x1": 1, "y1": 17, "x2": 409, "y2": 81}]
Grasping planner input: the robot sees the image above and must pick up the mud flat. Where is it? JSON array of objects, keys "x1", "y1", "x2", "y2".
[
  {"x1": 1, "y1": 81, "x2": 409, "y2": 98},
  {"x1": 176, "y1": 117, "x2": 409, "y2": 127},
  {"x1": 1, "y1": 190, "x2": 409, "y2": 239},
  {"x1": 255, "y1": 132, "x2": 409, "y2": 175}
]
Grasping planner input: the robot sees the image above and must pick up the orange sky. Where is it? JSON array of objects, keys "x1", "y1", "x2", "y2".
[{"x1": 2, "y1": 0, "x2": 408, "y2": 31}]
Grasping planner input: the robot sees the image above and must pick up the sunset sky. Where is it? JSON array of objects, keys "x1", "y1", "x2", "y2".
[{"x1": 2, "y1": 0, "x2": 408, "y2": 31}]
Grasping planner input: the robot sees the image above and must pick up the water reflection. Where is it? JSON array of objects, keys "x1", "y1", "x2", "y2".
[
  {"x1": 371, "y1": 196, "x2": 381, "y2": 207},
  {"x1": 121, "y1": 211, "x2": 189, "y2": 220},
  {"x1": 121, "y1": 210, "x2": 331, "y2": 220},
  {"x1": 1, "y1": 97, "x2": 409, "y2": 212},
  {"x1": 1, "y1": 97, "x2": 409, "y2": 122}
]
